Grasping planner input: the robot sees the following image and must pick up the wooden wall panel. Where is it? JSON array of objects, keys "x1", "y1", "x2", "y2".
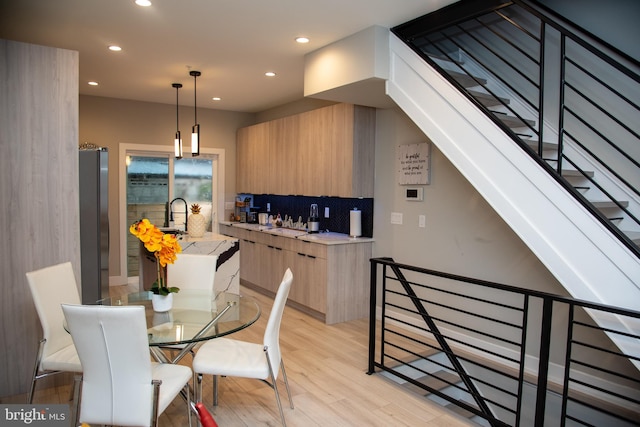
[{"x1": 0, "y1": 40, "x2": 80, "y2": 397}]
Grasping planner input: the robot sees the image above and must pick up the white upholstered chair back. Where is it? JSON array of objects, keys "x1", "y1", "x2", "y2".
[
  {"x1": 62, "y1": 304, "x2": 154, "y2": 426},
  {"x1": 167, "y1": 253, "x2": 218, "y2": 310},
  {"x1": 263, "y1": 267, "x2": 293, "y2": 379},
  {"x1": 26, "y1": 261, "x2": 81, "y2": 363}
]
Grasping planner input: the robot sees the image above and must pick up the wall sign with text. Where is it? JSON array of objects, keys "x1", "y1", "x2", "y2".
[{"x1": 396, "y1": 143, "x2": 431, "y2": 185}]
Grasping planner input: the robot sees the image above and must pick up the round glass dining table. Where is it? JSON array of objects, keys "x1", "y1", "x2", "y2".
[{"x1": 99, "y1": 290, "x2": 261, "y2": 364}]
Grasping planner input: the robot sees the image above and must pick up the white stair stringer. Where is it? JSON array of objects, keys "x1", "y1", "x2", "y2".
[{"x1": 386, "y1": 34, "x2": 640, "y2": 365}]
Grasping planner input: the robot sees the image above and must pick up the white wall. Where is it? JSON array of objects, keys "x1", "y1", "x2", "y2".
[{"x1": 373, "y1": 106, "x2": 565, "y2": 293}]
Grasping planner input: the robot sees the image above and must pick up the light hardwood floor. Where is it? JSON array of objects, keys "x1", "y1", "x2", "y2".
[{"x1": 5, "y1": 285, "x2": 474, "y2": 426}]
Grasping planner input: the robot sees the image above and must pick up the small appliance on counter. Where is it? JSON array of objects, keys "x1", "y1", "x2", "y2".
[
  {"x1": 308, "y1": 203, "x2": 320, "y2": 233},
  {"x1": 247, "y1": 207, "x2": 260, "y2": 224}
]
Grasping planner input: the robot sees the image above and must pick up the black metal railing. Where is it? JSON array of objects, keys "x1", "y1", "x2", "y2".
[
  {"x1": 368, "y1": 257, "x2": 640, "y2": 427},
  {"x1": 392, "y1": 0, "x2": 640, "y2": 258}
]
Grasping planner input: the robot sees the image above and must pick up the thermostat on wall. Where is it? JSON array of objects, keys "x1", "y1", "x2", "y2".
[{"x1": 405, "y1": 187, "x2": 423, "y2": 201}]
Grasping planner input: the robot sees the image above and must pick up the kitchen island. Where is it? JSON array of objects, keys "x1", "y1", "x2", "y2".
[
  {"x1": 219, "y1": 221, "x2": 373, "y2": 324},
  {"x1": 140, "y1": 232, "x2": 239, "y2": 294}
]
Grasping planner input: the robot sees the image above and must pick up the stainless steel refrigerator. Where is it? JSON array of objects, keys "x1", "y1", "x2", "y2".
[{"x1": 79, "y1": 147, "x2": 109, "y2": 304}]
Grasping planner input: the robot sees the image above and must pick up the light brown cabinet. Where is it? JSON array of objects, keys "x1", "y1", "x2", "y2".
[
  {"x1": 269, "y1": 115, "x2": 299, "y2": 195},
  {"x1": 237, "y1": 121, "x2": 270, "y2": 194},
  {"x1": 220, "y1": 224, "x2": 371, "y2": 324},
  {"x1": 236, "y1": 103, "x2": 375, "y2": 197}
]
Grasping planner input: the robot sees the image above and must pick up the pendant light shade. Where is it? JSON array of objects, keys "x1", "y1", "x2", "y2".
[
  {"x1": 190, "y1": 70, "x2": 201, "y2": 157},
  {"x1": 172, "y1": 83, "x2": 183, "y2": 159}
]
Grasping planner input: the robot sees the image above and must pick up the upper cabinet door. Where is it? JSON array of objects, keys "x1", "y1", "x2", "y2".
[
  {"x1": 298, "y1": 106, "x2": 333, "y2": 196},
  {"x1": 237, "y1": 121, "x2": 270, "y2": 194},
  {"x1": 269, "y1": 114, "x2": 299, "y2": 196}
]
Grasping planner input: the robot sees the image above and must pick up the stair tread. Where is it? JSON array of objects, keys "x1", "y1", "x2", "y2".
[
  {"x1": 592, "y1": 200, "x2": 630, "y2": 209},
  {"x1": 467, "y1": 89, "x2": 510, "y2": 107},
  {"x1": 523, "y1": 138, "x2": 557, "y2": 151},
  {"x1": 414, "y1": 370, "x2": 462, "y2": 391},
  {"x1": 562, "y1": 169, "x2": 595, "y2": 178},
  {"x1": 445, "y1": 402, "x2": 477, "y2": 419},
  {"x1": 626, "y1": 231, "x2": 640, "y2": 244},
  {"x1": 447, "y1": 70, "x2": 487, "y2": 88},
  {"x1": 427, "y1": 53, "x2": 465, "y2": 65},
  {"x1": 493, "y1": 112, "x2": 536, "y2": 128}
]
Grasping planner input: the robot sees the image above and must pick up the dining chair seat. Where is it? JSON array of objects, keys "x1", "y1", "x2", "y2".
[
  {"x1": 194, "y1": 338, "x2": 272, "y2": 378},
  {"x1": 151, "y1": 362, "x2": 193, "y2": 416},
  {"x1": 40, "y1": 345, "x2": 82, "y2": 372}
]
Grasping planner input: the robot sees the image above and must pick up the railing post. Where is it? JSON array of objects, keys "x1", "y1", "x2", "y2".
[
  {"x1": 534, "y1": 297, "x2": 553, "y2": 427},
  {"x1": 367, "y1": 258, "x2": 378, "y2": 374}
]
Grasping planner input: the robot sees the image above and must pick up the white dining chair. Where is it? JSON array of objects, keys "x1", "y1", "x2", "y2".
[
  {"x1": 192, "y1": 268, "x2": 294, "y2": 426},
  {"x1": 167, "y1": 253, "x2": 218, "y2": 309},
  {"x1": 25, "y1": 261, "x2": 83, "y2": 404},
  {"x1": 62, "y1": 304, "x2": 193, "y2": 427},
  {"x1": 162, "y1": 253, "x2": 218, "y2": 359}
]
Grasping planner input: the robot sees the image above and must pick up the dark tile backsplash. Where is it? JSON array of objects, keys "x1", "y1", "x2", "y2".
[{"x1": 250, "y1": 195, "x2": 374, "y2": 237}]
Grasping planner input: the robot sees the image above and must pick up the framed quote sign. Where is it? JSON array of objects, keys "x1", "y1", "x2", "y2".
[{"x1": 396, "y1": 142, "x2": 431, "y2": 185}]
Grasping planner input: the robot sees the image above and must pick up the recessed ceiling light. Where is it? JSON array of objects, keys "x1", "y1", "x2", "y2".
[
  {"x1": 295, "y1": 37, "x2": 310, "y2": 44},
  {"x1": 88, "y1": 81, "x2": 99, "y2": 86},
  {"x1": 108, "y1": 45, "x2": 122, "y2": 52},
  {"x1": 135, "y1": 0, "x2": 152, "y2": 6},
  {"x1": 265, "y1": 72, "x2": 276, "y2": 77},
  {"x1": 212, "y1": 97, "x2": 221, "y2": 101}
]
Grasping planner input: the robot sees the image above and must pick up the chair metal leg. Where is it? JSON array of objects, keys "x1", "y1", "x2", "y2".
[
  {"x1": 185, "y1": 383, "x2": 192, "y2": 427},
  {"x1": 213, "y1": 375, "x2": 219, "y2": 406},
  {"x1": 279, "y1": 359, "x2": 294, "y2": 409},
  {"x1": 71, "y1": 374, "x2": 82, "y2": 427},
  {"x1": 265, "y1": 349, "x2": 287, "y2": 427},
  {"x1": 197, "y1": 373, "x2": 203, "y2": 404},
  {"x1": 151, "y1": 379, "x2": 161, "y2": 427},
  {"x1": 28, "y1": 339, "x2": 46, "y2": 403}
]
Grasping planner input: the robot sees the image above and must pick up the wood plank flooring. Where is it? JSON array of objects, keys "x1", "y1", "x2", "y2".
[{"x1": 3, "y1": 285, "x2": 474, "y2": 426}]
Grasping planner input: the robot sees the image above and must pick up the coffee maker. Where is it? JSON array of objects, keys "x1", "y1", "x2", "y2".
[{"x1": 308, "y1": 204, "x2": 320, "y2": 233}]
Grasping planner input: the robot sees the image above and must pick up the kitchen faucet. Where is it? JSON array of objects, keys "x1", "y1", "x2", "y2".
[{"x1": 169, "y1": 197, "x2": 188, "y2": 232}]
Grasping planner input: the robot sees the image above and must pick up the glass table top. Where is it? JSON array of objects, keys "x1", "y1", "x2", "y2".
[{"x1": 99, "y1": 290, "x2": 261, "y2": 346}]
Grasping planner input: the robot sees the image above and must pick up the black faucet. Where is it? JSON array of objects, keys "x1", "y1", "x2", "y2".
[{"x1": 169, "y1": 197, "x2": 188, "y2": 232}]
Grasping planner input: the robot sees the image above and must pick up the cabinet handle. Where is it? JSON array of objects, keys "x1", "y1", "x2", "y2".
[
  {"x1": 297, "y1": 252, "x2": 305, "y2": 257},
  {"x1": 307, "y1": 255, "x2": 316, "y2": 259},
  {"x1": 268, "y1": 245, "x2": 274, "y2": 249}
]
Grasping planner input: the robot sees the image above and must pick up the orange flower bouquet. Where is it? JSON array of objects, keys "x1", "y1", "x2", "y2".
[{"x1": 130, "y1": 218, "x2": 182, "y2": 296}]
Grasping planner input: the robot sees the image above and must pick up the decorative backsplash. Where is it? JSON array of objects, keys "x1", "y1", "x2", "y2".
[{"x1": 251, "y1": 195, "x2": 374, "y2": 237}]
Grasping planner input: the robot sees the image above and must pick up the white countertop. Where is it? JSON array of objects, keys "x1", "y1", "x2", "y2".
[
  {"x1": 219, "y1": 221, "x2": 374, "y2": 245},
  {"x1": 176, "y1": 231, "x2": 238, "y2": 243}
]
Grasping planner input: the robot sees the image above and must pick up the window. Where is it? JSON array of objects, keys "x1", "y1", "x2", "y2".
[{"x1": 119, "y1": 144, "x2": 225, "y2": 282}]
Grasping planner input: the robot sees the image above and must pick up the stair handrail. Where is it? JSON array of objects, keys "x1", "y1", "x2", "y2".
[
  {"x1": 373, "y1": 257, "x2": 500, "y2": 426},
  {"x1": 368, "y1": 257, "x2": 640, "y2": 426}
]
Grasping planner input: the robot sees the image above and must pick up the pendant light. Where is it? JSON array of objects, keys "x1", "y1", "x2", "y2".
[
  {"x1": 172, "y1": 83, "x2": 183, "y2": 159},
  {"x1": 190, "y1": 70, "x2": 201, "y2": 156}
]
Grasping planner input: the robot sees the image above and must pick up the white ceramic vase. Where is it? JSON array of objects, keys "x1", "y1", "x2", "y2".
[
  {"x1": 151, "y1": 293, "x2": 174, "y2": 312},
  {"x1": 188, "y1": 213, "x2": 206, "y2": 238}
]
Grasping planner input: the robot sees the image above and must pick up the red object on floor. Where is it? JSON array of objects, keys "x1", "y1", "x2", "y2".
[{"x1": 195, "y1": 402, "x2": 219, "y2": 427}]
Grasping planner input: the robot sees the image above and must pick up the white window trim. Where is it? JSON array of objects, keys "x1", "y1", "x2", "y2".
[{"x1": 118, "y1": 143, "x2": 225, "y2": 285}]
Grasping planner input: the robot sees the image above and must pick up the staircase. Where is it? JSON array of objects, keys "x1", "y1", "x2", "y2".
[
  {"x1": 386, "y1": 0, "x2": 640, "y2": 314},
  {"x1": 427, "y1": 50, "x2": 640, "y2": 250}
]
